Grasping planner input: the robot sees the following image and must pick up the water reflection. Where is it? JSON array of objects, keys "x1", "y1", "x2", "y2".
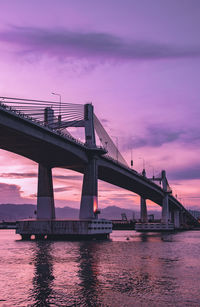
[
  {"x1": 1, "y1": 230, "x2": 199, "y2": 306},
  {"x1": 76, "y1": 241, "x2": 101, "y2": 307},
  {"x1": 100, "y1": 234, "x2": 181, "y2": 304},
  {"x1": 27, "y1": 233, "x2": 181, "y2": 306},
  {"x1": 30, "y1": 241, "x2": 54, "y2": 306},
  {"x1": 137, "y1": 232, "x2": 174, "y2": 242},
  {"x1": 161, "y1": 233, "x2": 173, "y2": 242},
  {"x1": 139, "y1": 233, "x2": 149, "y2": 242},
  {"x1": 29, "y1": 239, "x2": 103, "y2": 306}
]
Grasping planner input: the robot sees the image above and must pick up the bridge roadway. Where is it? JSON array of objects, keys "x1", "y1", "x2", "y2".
[{"x1": 0, "y1": 104, "x2": 196, "y2": 224}]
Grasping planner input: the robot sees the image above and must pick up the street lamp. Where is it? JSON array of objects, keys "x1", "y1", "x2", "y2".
[
  {"x1": 131, "y1": 149, "x2": 133, "y2": 168},
  {"x1": 149, "y1": 164, "x2": 155, "y2": 178},
  {"x1": 51, "y1": 92, "x2": 62, "y2": 122},
  {"x1": 138, "y1": 157, "x2": 145, "y2": 170}
]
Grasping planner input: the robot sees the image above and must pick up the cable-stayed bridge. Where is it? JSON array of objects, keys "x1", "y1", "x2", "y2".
[{"x1": 0, "y1": 96, "x2": 198, "y2": 238}]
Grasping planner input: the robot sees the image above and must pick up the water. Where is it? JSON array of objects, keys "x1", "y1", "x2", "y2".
[{"x1": 0, "y1": 230, "x2": 200, "y2": 306}]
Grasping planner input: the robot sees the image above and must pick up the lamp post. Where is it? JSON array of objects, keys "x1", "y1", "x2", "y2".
[
  {"x1": 51, "y1": 92, "x2": 61, "y2": 123},
  {"x1": 131, "y1": 149, "x2": 133, "y2": 168},
  {"x1": 149, "y1": 164, "x2": 155, "y2": 178},
  {"x1": 138, "y1": 157, "x2": 145, "y2": 170}
]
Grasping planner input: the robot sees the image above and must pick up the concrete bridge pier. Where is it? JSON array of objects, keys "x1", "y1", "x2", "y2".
[
  {"x1": 161, "y1": 170, "x2": 171, "y2": 224},
  {"x1": 36, "y1": 164, "x2": 55, "y2": 220},
  {"x1": 140, "y1": 197, "x2": 148, "y2": 222},
  {"x1": 161, "y1": 194, "x2": 169, "y2": 224},
  {"x1": 169, "y1": 208, "x2": 173, "y2": 223},
  {"x1": 140, "y1": 169, "x2": 148, "y2": 223},
  {"x1": 79, "y1": 157, "x2": 98, "y2": 220},
  {"x1": 169, "y1": 209, "x2": 174, "y2": 223},
  {"x1": 174, "y1": 210, "x2": 180, "y2": 228},
  {"x1": 180, "y1": 211, "x2": 187, "y2": 227},
  {"x1": 183, "y1": 212, "x2": 187, "y2": 225}
]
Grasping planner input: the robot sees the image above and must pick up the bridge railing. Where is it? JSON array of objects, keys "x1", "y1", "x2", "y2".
[
  {"x1": 0, "y1": 98, "x2": 110, "y2": 154},
  {"x1": 0, "y1": 96, "x2": 84, "y2": 123},
  {"x1": 0, "y1": 97, "x2": 87, "y2": 148},
  {"x1": 103, "y1": 154, "x2": 165, "y2": 190}
]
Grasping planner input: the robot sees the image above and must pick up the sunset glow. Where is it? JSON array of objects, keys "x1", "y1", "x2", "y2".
[{"x1": 0, "y1": 1, "x2": 200, "y2": 212}]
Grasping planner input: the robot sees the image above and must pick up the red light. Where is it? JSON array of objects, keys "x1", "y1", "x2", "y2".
[{"x1": 93, "y1": 197, "x2": 98, "y2": 212}]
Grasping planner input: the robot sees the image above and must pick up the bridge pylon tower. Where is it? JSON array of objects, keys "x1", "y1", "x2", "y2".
[
  {"x1": 80, "y1": 104, "x2": 101, "y2": 219},
  {"x1": 161, "y1": 170, "x2": 171, "y2": 224},
  {"x1": 84, "y1": 104, "x2": 96, "y2": 148}
]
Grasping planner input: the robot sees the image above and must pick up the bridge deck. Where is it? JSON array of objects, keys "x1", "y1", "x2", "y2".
[{"x1": 0, "y1": 102, "x2": 197, "y2": 225}]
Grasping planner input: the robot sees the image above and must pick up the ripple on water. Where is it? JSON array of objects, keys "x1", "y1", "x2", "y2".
[{"x1": 0, "y1": 230, "x2": 200, "y2": 306}]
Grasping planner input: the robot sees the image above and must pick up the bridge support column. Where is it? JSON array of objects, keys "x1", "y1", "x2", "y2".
[
  {"x1": 180, "y1": 211, "x2": 187, "y2": 227},
  {"x1": 170, "y1": 209, "x2": 174, "y2": 223},
  {"x1": 161, "y1": 194, "x2": 169, "y2": 224},
  {"x1": 168, "y1": 209, "x2": 172, "y2": 223},
  {"x1": 174, "y1": 210, "x2": 180, "y2": 228},
  {"x1": 37, "y1": 164, "x2": 55, "y2": 220},
  {"x1": 79, "y1": 157, "x2": 98, "y2": 220},
  {"x1": 140, "y1": 197, "x2": 148, "y2": 223}
]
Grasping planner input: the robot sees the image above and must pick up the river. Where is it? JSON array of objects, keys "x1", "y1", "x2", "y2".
[{"x1": 0, "y1": 230, "x2": 200, "y2": 306}]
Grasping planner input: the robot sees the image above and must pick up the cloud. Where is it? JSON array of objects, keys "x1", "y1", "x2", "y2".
[
  {"x1": 123, "y1": 124, "x2": 184, "y2": 149},
  {"x1": 0, "y1": 172, "x2": 82, "y2": 181},
  {"x1": 123, "y1": 122, "x2": 200, "y2": 149},
  {"x1": 0, "y1": 182, "x2": 21, "y2": 194},
  {"x1": 0, "y1": 172, "x2": 37, "y2": 178},
  {"x1": 0, "y1": 182, "x2": 34, "y2": 204},
  {"x1": 1, "y1": 26, "x2": 200, "y2": 62},
  {"x1": 54, "y1": 186, "x2": 70, "y2": 193},
  {"x1": 54, "y1": 174, "x2": 82, "y2": 180},
  {"x1": 169, "y1": 164, "x2": 200, "y2": 180}
]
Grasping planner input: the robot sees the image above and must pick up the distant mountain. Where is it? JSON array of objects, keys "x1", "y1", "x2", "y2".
[
  {"x1": 0, "y1": 203, "x2": 161, "y2": 221},
  {"x1": 56, "y1": 206, "x2": 79, "y2": 219},
  {"x1": 0, "y1": 204, "x2": 78, "y2": 221},
  {"x1": 0, "y1": 203, "x2": 137, "y2": 221},
  {"x1": 0, "y1": 204, "x2": 36, "y2": 221},
  {"x1": 100, "y1": 206, "x2": 135, "y2": 220}
]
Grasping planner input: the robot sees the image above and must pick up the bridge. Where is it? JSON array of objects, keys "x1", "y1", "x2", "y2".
[{"x1": 0, "y1": 96, "x2": 198, "y2": 237}]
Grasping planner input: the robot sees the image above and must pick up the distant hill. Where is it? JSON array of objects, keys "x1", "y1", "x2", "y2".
[
  {"x1": 0, "y1": 204, "x2": 161, "y2": 221},
  {"x1": 100, "y1": 206, "x2": 135, "y2": 220},
  {"x1": 0, "y1": 204, "x2": 78, "y2": 221},
  {"x1": 0, "y1": 204, "x2": 36, "y2": 221},
  {"x1": 0, "y1": 204, "x2": 137, "y2": 221}
]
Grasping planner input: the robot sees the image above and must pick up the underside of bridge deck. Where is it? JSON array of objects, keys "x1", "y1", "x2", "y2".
[{"x1": 0, "y1": 123, "x2": 87, "y2": 168}]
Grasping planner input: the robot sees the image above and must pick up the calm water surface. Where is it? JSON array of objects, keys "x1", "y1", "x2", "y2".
[{"x1": 0, "y1": 230, "x2": 200, "y2": 306}]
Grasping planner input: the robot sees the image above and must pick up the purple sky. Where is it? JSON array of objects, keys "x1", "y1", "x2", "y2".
[{"x1": 0, "y1": 0, "x2": 200, "y2": 211}]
